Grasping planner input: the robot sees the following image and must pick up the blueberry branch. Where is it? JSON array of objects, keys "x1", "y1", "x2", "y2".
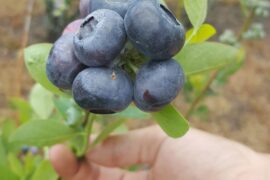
[
  {"x1": 79, "y1": 111, "x2": 95, "y2": 157},
  {"x1": 82, "y1": 111, "x2": 90, "y2": 127},
  {"x1": 237, "y1": 8, "x2": 256, "y2": 41},
  {"x1": 186, "y1": 70, "x2": 218, "y2": 118}
]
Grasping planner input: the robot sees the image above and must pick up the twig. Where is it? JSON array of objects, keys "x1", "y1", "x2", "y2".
[
  {"x1": 237, "y1": 8, "x2": 256, "y2": 41},
  {"x1": 79, "y1": 111, "x2": 95, "y2": 157},
  {"x1": 14, "y1": 0, "x2": 35, "y2": 97},
  {"x1": 82, "y1": 111, "x2": 90, "y2": 127},
  {"x1": 186, "y1": 71, "x2": 219, "y2": 118}
]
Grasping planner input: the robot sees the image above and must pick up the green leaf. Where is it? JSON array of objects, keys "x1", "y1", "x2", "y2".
[
  {"x1": 189, "y1": 73, "x2": 210, "y2": 93},
  {"x1": 0, "y1": 139, "x2": 7, "y2": 166},
  {"x1": 193, "y1": 105, "x2": 209, "y2": 120},
  {"x1": 215, "y1": 48, "x2": 246, "y2": 84},
  {"x1": 32, "y1": 160, "x2": 58, "y2": 180},
  {"x1": 9, "y1": 120, "x2": 77, "y2": 147},
  {"x1": 53, "y1": 96, "x2": 73, "y2": 119},
  {"x1": 184, "y1": 0, "x2": 207, "y2": 30},
  {"x1": 90, "y1": 119, "x2": 127, "y2": 148},
  {"x1": 23, "y1": 153, "x2": 36, "y2": 179},
  {"x1": 128, "y1": 165, "x2": 140, "y2": 172},
  {"x1": 114, "y1": 105, "x2": 150, "y2": 119},
  {"x1": 24, "y1": 44, "x2": 64, "y2": 95},
  {"x1": 30, "y1": 84, "x2": 54, "y2": 119},
  {"x1": 0, "y1": 120, "x2": 20, "y2": 152},
  {"x1": 175, "y1": 42, "x2": 239, "y2": 76},
  {"x1": 152, "y1": 105, "x2": 189, "y2": 138},
  {"x1": 184, "y1": 0, "x2": 208, "y2": 43},
  {"x1": 0, "y1": 165, "x2": 19, "y2": 180},
  {"x1": 66, "y1": 106, "x2": 84, "y2": 127},
  {"x1": 8, "y1": 154, "x2": 24, "y2": 178},
  {"x1": 9, "y1": 97, "x2": 32, "y2": 123},
  {"x1": 53, "y1": 97, "x2": 84, "y2": 127},
  {"x1": 186, "y1": 24, "x2": 216, "y2": 44},
  {"x1": 112, "y1": 124, "x2": 129, "y2": 135},
  {"x1": 69, "y1": 134, "x2": 85, "y2": 157},
  {"x1": 1, "y1": 120, "x2": 17, "y2": 140}
]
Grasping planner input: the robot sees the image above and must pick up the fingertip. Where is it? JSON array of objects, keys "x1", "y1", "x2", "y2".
[{"x1": 49, "y1": 144, "x2": 79, "y2": 178}]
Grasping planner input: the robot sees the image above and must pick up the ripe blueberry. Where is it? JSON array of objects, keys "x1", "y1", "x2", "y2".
[
  {"x1": 21, "y1": 146, "x2": 29, "y2": 154},
  {"x1": 73, "y1": 9, "x2": 126, "y2": 67},
  {"x1": 89, "y1": 0, "x2": 131, "y2": 18},
  {"x1": 134, "y1": 59, "x2": 185, "y2": 112},
  {"x1": 124, "y1": 0, "x2": 185, "y2": 60},
  {"x1": 46, "y1": 33, "x2": 86, "y2": 90},
  {"x1": 72, "y1": 67, "x2": 133, "y2": 114}
]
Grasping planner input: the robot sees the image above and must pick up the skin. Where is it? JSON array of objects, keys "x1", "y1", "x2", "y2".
[
  {"x1": 73, "y1": 9, "x2": 126, "y2": 67},
  {"x1": 134, "y1": 59, "x2": 185, "y2": 111},
  {"x1": 50, "y1": 126, "x2": 270, "y2": 180},
  {"x1": 46, "y1": 33, "x2": 86, "y2": 90},
  {"x1": 72, "y1": 67, "x2": 133, "y2": 114},
  {"x1": 124, "y1": 0, "x2": 185, "y2": 60}
]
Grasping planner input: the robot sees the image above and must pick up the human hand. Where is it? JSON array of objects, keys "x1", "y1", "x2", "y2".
[{"x1": 49, "y1": 126, "x2": 270, "y2": 180}]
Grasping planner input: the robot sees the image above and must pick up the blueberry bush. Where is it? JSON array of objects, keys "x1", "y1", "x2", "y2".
[{"x1": 1, "y1": 0, "x2": 269, "y2": 179}]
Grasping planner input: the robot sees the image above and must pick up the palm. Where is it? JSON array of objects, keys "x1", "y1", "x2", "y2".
[{"x1": 50, "y1": 126, "x2": 265, "y2": 180}]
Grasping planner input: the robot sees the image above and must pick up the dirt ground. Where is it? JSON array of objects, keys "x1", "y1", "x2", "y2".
[
  {"x1": 0, "y1": 1, "x2": 269, "y2": 152},
  {"x1": 0, "y1": 0, "x2": 45, "y2": 117}
]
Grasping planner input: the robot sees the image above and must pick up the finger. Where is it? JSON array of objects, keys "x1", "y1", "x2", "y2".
[
  {"x1": 72, "y1": 161, "x2": 149, "y2": 180},
  {"x1": 98, "y1": 166, "x2": 148, "y2": 180},
  {"x1": 49, "y1": 145, "x2": 149, "y2": 180},
  {"x1": 49, "y1": 144, "x2": 79, "y2": 178},
  {"x1": 87, "y1": 125, "x2": 167, "y2": 167}
]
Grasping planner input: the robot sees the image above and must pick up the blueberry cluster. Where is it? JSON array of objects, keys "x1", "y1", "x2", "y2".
[{"x1": 46, "y1": 0, "x2": 186, "y2": 114}]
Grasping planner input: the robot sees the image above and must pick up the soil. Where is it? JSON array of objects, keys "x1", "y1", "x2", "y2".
[{"x1": 0, "y1": 1, "x2": 269, "y2": 152}]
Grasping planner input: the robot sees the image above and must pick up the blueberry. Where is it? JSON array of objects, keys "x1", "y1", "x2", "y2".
[
  {"x1": 21, "y1": 146, "x2": 29, "y2": 154},
  {"x1": 74, "y1": 9, "x2": 126, "y2": 67},
  {"x1": 62, "y1": 19, "x2": 83, "y2": 35},
  {"x1": 80, "y1": 0, "x2": 90, "y2": 17},
  {"x1": 89, "y1": 0, "x2": 131, "y2": 18},
  {"x1": 124, "y1": 0, "x2": 185, "y2": 60},
  {"x1": 72, "y1": 67, "x2": 133, "y2": 114},
  {"x1": 29, "y1": 147, "x2": 39, "y2": 155},
  {"x1": 46, "y1": 33, "x2": 86, "y2": 90},
  {"x1": 134, "y1": 59, "x2": 185, "y2": 112}
]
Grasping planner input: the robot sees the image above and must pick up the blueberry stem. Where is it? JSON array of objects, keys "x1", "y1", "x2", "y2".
[
  {"x1": 80, "y1": 111, "x2": 95, "y2": 157},
  {"x1": 127, "y1": 59, "x2": 139, "y2": 73},
  {"x1": 82, "y1": 111, "x2": 90, "y2": 126}
]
